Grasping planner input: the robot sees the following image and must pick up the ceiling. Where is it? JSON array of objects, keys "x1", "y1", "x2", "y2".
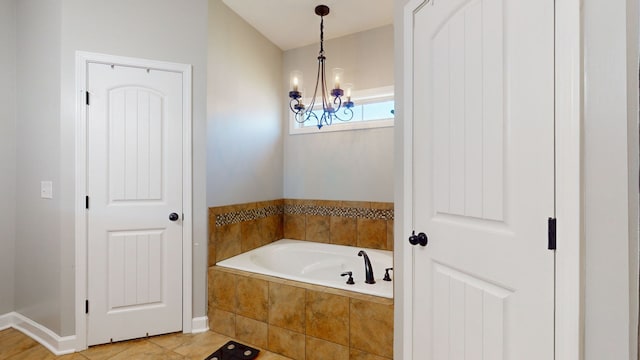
[{"x1": 221, "y1": 0, "x2": 394, "y2": 51}]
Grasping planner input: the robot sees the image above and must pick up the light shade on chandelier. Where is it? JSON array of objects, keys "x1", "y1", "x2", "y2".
[{"x1": 288, "y1": 5, "x2": 354, "y2": 129}]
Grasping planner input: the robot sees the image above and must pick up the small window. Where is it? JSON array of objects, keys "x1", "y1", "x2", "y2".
[{"x1": 289, "y1": 86, "x2": 394, "y2": 134}]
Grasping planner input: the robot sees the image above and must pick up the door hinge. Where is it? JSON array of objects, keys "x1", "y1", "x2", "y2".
[
  {"x1": 85, "y1": 91, "x2": 90, "y2": 105},
  {"x1": 548, "y1": 217, "x2": 557, "y2": 250},
  {"x1": 85, "y1": 195, "x2": 89, "y2": 209},
  {"x1": 85, "y1": 300, "x2": 89, "y2": 314}
]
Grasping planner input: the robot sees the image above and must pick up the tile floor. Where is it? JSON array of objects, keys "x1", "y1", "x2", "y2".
[{"x1": 0, "y1": 328, "x2": 291, "y2": 360}]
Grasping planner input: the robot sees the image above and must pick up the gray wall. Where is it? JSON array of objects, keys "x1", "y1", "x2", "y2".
[
  {"x1": 283, "y1": 25, "x2": 394, "y2": 202},
  {"x1": 59, "y1": 0, "x2": 209, "y2": 335},
  {"x1": 207, "y1": 0, "x2": 284, "y2": 207},
  {"x1": 0, "y1": 0, "x2": 16, "y2": 315},
  {"x1": 583, "y1": 0, "x2": 639, "y2": 358},
  {"x1": 14, "y1": 0, "x2": 62, "y2": 333},
  {"x1": 10, "y1": 0, "x2": 208, "y2": 336}
]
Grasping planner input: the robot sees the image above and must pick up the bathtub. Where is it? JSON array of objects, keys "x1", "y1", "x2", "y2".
[{"x1": 216, "y1": 239, "x2": 393, "y2": 298}]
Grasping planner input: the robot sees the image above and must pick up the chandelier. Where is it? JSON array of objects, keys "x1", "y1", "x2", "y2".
[{"x1": 288, "y1": 5, "x2": 354, "y2": 129}]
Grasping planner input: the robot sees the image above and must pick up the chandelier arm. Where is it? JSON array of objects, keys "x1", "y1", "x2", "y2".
[
  {"x1": 289, "y1": 99, "x2": 301, "y2": 114},
  {"x1": 332, "y1": 107, "x2": 354, "y2": 122},
  {"x1": 321, "y1": 60, "x2": 329, "y2": 112},
  {"x1": 305, "y1": 59, "x2": 322, "y2": 129},
  {"x1": 333, "y1": 93, "x2": 343, "y2": 112}
]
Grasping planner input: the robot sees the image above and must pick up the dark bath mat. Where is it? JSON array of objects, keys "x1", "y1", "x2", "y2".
[{"x1": 204, "y1": 340, "x2": 260, "y2": 360}]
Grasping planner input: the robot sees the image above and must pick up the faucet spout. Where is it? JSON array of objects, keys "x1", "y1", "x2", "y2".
[{"x1": 358, "y1": 250, "x2": 376, "y2": 284}]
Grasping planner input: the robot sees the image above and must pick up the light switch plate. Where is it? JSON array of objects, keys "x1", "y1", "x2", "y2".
[{"x1": 41, "y1": 181, "x2": 53, "y2": 199}]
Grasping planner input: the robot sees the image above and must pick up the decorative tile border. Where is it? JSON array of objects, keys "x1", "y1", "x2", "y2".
[
  {"x1": 284, "y1": 204, "x2": 394, "y2": 221},
  {"x1": 215, "y1": 204, "x2": 283, "y2": 227},
  {"x1": 214, "y1": 201, "x2": 394, "y2": 227}
]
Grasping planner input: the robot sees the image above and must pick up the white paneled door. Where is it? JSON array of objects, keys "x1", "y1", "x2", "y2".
[
  {"x1": 407, "y1": 0, "x2": 555, "y2": 358},
  {"x1": 86, "y1": 63, "x2": 183, "y2": 345}
]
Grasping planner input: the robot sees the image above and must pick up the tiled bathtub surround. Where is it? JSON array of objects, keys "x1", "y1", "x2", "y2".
[
  {"x1": 208, "y1": 200, "x2": 284, "y2": 266},
  {"x1": 283, "y1": 199, "x2": 394, "y2": 251},
  {"x1": 209, "y1": 199, "x2": 394, "y2": 266},
  {"x1": 208, "y1": 266, "x2": 394, "y2": 360}
]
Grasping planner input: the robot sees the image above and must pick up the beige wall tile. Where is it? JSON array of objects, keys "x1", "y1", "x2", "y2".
[
  {"x1": 305, "y1": 291, "x2": 350, "y2": 346},
  {"x1": 284, "y1": 214, "x2": 305, "y2": 240},
  {"x1": 306, "y1": 336, "x2": 349, "y2": 360},
  {"x1": 236, "y1": 276, "x2": 269, "y2": 321},
  {"x1": 369, "y1": 202, "x2": 393, "y2": 210},
  {"x1": 350, "y1": 299, "x2": 393, "y2": 358},
  {"x1": 207, "y1": 267, "x2": 215, "y2": 315},
  {"x1": 208, "y1": 242, "x2": 216, "y2": 268},
  {"x1": 275, "y1": 214, "x2": 284, "y2": 240},
  {"x1": 241, "y1": 219, "x2": 262, "y2": 252},
  {"x1": 314, "y1": 199, "x2": 342, "y2": 207},
  {"x1": 269, "y1": 282, "x2": 306, "y2": 333},
  {"x1": 306, "y1": 215, "x2": 330, "y2": 243},
  {"x1": 208, "y1": 212, "x2": 216, "y2": 267},
  {"x1": 215, "y1": 223, "x2": 242, "y2": 262},
  {"x1": 284, "y1": 198, "x2": 299, "y2": 206},
  {"x1": 386, "y1": 220, "x2": 394, "y2": 251},
  {"x1": 259, "y1": 216, "x2": 279, "y2": 244},
  {"x1": 357, "y1": 219, "x2": 387, "y2": 250},
  {"x1": 340, "y1": 201, "x2": 371, "y2": 209},
  {"x1": 268, "y1": 325, "x2": 306, "y2": 360},
  {"x1": 235, "y1": 315, "x2": 268, "y2": 349},
  {"x1": 256, "y1": 199, "x2": 279, "y2": 209},
  {"x1": 210, "y1": 268, "x2": 237, "y2": 312},
  {"x1": 209, "y1": 308, "x2": 236, "y2": 338},
  {"x1": 330, "y1": 216, "x2": 357, "y2": 247}
]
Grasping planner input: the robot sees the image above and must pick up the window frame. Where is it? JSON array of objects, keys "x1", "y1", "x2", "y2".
[{"x1": 289, "y1": 85, "x2": 395, "y2": 135}]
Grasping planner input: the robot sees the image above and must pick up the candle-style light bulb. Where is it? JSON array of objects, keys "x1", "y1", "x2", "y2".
[
  {"x1": 290, "y1": 71, "x2": 303, "y2": 93},
  {"x1": 332, "y1": 68, "x2": 344, "y2": 90},
  {"x1": 343, "y1": 83, "x2": 354, "y2": 109}
]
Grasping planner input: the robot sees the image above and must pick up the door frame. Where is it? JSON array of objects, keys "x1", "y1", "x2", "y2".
[
  {"x1": 397, "y1": 0, "x2": 583, "y2": 358},
  {"x1": 73, "y1": 51, "x2": 193, "y2": 350}
]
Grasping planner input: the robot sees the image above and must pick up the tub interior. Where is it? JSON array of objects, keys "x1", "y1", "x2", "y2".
[{"x1": 217, "y1": 239, "x2": 393, "y2": 298}]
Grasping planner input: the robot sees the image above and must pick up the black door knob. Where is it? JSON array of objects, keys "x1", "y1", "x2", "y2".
[
  {"x1": 408, "y1": 230, "x2": 428, "y2": 246},
  {"x1": 169, "y1": 213, "x2": 180, "y2": 221}
]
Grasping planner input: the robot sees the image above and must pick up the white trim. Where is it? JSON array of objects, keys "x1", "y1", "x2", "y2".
[
  {"x1": 190, "y1": 316, "x2": 209, "y2": 334},
  {"x1": 554, "y1": 0, "x2": 583, "y2": 359},
  {"x1": 397, "y1": 0, "x2": 583, "y2": 358},
  {"x1": 0, "y1": 312, "x2": 12, "y2": 331},
  {"x1": 397, "y1": 1, "x2": 423, "y2": 359},
  {"x1": 0, "y1": 312, "x2": 77, "y2": 355},
  {"x1": 289, "y1": 85, "x2": 395, "y2": 134},
  {"x1": 74, "y1": 51, "x2": 194, "y2": 350}
]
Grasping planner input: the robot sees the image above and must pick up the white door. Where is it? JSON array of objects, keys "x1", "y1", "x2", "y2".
[
  {"x1": 407, "y1": 0, "x2": 555, "y2": 358},
  {"x1": 86, "y1": 63, "x2": 183, "y2": 345}
]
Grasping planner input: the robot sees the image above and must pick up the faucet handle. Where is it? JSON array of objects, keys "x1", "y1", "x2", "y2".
[
  {"x1": 383, "y1": 268, "x2": 393, "y2": 281},
  {"x1": 340, "y1": 271, "x2": 355, "y2": 285}
]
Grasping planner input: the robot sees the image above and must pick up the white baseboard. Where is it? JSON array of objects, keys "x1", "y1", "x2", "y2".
[
  {"x1": 0, "y1": 312, "x2": 76, "y2": 355},
  {"x1": 190, "y1": 316, "x2": 209, "y2": 334},
  {"x1": 0, "y1": 312, "x2": 12, "y2": 331},
  {"x1": 0, "y1": 312, "x2": 208, "y2": 352}
]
